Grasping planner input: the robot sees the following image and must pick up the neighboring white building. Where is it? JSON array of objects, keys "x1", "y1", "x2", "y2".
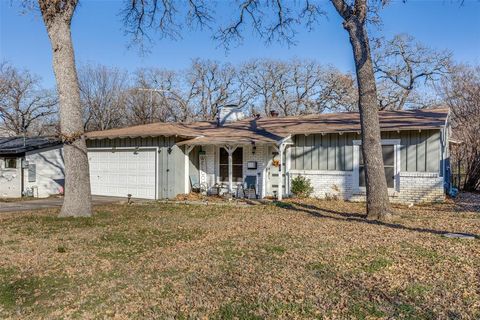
[{"x1": 0, "y1": 137, "x2": 64, "y2": 198}]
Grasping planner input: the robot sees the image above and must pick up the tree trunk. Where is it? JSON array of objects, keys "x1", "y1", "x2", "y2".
[
  {"x1": 344, "y1": 17, "x2": 392, "y2": 220},
  {"x1": 39, "y1": 1, "x2": 92, "y2": 217}
]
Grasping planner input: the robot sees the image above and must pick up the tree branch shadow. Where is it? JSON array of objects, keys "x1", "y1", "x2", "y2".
[{"x1": 275, "y1": 201, "x2": 479, "y2": 239}]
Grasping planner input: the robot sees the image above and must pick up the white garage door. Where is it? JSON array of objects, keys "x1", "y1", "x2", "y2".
[{"x1": 88, "y1": 149, "x2": 157, "y2": 199}]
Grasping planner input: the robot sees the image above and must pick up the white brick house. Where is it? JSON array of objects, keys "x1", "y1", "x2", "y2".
[{"x1": 86, "y1": 107, "x2": 450, "y2": 204}]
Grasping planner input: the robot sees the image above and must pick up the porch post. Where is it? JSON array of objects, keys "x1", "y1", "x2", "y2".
[
  {"x1": 228, "y1": 150, "x2": 233, "y2": 193},
  {"x1": 184, "y1": 145, "x2": 195, "y2": 194},
  {"x1": 278, "y1": 143, "x2": 285, "y2": 201},
  {"x1": 225, "y1": 145, "x2": 237, "y2": 194}
]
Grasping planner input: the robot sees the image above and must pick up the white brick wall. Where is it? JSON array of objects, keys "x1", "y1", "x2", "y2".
[
  {"x1": 242, "y1": 145, "x2": 266, "y2": 196},
  {"x1": 201, "y1": 144, "x2": 267, "y2": 196},
  {"x1": 289, "y1": 170, "x2": 353, "y2": 200},
  {"x1": 289, "y1": 170, "x2": 445, "y2": 204},
  {"x1": 0, "y1": 158, "x2": 22, "y2": 198},
  {"x1": 394, "y1": 172, "x2": 444, "y2": 203}
]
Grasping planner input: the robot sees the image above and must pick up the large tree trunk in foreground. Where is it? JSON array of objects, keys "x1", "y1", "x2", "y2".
[
  {"x1": 39, "y1": 0, "x2": 92, "y2": 217},
  {"x1": 332, "y1": 0, "x2": 392, "y2": 220},
  {"x1": 345, "y1": 18, "x2": 392, "y2": 220}
]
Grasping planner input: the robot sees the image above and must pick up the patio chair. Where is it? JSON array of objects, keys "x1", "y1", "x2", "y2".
[
  {"x1": 190, "y1": 175, "x2": 207, "y2": 194},
  {"x1": 241, "y1": 175, "x2": 258, "y2": 199}
]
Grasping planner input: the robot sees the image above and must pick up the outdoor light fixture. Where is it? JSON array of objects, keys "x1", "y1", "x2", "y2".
[{"x1": 251, "y1": 141, "x2": 256, "y2": 154}]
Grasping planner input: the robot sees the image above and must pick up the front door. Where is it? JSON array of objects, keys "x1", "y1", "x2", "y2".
[{"x1": 266, "y1": 146, "x2": 286, "y2": 197}]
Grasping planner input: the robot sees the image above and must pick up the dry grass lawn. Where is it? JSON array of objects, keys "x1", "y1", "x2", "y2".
[{"x1": 0, "y1": 197, "x2": 479, "y2": 319}]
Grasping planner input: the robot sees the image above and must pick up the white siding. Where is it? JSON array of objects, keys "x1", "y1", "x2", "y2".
[
  {"x1": 24, "y1": 146, "x2": 65, "y2": 198},
  {"x1": 0, "y1": 157, "x2": 22, "y2": 198}
]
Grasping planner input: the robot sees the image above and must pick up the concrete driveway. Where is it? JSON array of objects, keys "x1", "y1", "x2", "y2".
[{"x1": 0, "y1": 196, "x2": 128, "y2": 213}]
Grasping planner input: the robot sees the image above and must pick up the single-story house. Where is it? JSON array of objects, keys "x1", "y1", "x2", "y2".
[
  {"x1": 86, "y1": 107, "x2": 450, "y2": 204},
  {"x1": 0, "y1": 137, "x2": 65, "y2": 198}
]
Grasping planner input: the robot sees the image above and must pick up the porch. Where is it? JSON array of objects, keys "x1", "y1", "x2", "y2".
[{"x1": 180, "y1": 138, "x2": 292, "y2": 200}]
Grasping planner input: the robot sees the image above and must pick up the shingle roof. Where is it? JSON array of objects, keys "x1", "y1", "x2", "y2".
[
  {"x1": 86, "y1": 122, "x2": 208, "y2": 140},
  {"x1": 0, "y1": 137, "x2": 62, "y2": 155},
  {"x1": 86, "y1": 108, "x2": 449, "y2": 145}
]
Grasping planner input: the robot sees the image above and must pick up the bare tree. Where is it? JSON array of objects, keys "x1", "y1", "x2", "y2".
[
  {"x1": 37, "y1": 0, "x2": 92, "y2": 217},
  {"x1": 79, "y1": 64, "x2": 129, "y2": 131},
  {"x1": 121, "y1": 0, "x2": 394, "y2": 219},
  {"x1": 373, "y1": 34, "x2": 452, "y2": 110},
  {"x1": 259, "y1": 60, "x2": 292, "y2": 116},
  {"x1": 127, "y1": 68, "x2": 189, "y2": 124},
  {"x1": 440, "y1": 64, "x2": 480, "y2": 191},
  {"x1": 239, "y1": 59, "x2": 279, "y2": 116},
  {"x1": 290, "y1": 60, "x2": 324, "y2": 114},
  {"x1": 238, "y1": 59, "x2": 357, "y2": 116},
  {"x1": 315, "y1": 66, "x2": 358, "y2": 113},
  {"x1": 0, "y1": 63, "x2": 57, "y2": 136},
  {"x1": 188, "y1": 59, "x2": 236, "y2": 120}
]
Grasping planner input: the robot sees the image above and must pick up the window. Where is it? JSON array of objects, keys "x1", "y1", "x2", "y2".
[
  {"x1": 359, "y1": 145, "x2": 395, "y2": 188},
  {"x1": 4, "y1": 158, "x2": 17, "y2": 169},
  {"x1": 219, "y1": 147, "x2": 243, "y2": 183}
]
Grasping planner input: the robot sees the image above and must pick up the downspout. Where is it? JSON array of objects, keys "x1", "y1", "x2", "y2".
[
  {"x1": 20, "y1": 156, "x2": 25, "y2": 197},
  {"x1": 442, "y1": 109, "x2": 451, "y2": 192}
]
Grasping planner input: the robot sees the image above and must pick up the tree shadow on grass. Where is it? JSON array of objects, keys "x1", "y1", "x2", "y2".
[{"x1": 274, "y1": 201, "x2": 479, "y2": 239}]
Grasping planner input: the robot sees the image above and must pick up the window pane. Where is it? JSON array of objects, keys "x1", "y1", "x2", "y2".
[
  {"x1": 384, "y1": 166, "x2": 395, "y2": 188},
  {"x1": 233, "y1": 165, "x2": 243, "y2": 181},
  {"x1": 382, "y1": 145, "x2": 395, "y2": 166},
  {"x1": 220, "y1": 165, "x2": 228, "y2": 181},
  {"x1": 359, "y1": 149, "x2": 364, "y2": 165},
  {"x1": 232, "y1": 148, "x2": 243, "y2": 164},
  {"x1": 5, "y1": 158, "x2": 16, "y2": 169},
  {"x1": 219, "y1": 148, "x2": 228, "y2": 165},
  {"x1": 219, "y1": 164, "x2": 243, "y2": 182},
  {"x1": 359, "y1": 165, "x2": 366, "y2": 187},
  {"x1": 220, "y1": 148, "x2": 243, "y2": 165}
]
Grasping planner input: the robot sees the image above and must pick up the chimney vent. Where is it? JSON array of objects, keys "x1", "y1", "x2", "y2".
[{"x1": 217, "y1": 104, "x2": 245, "y2": 126}]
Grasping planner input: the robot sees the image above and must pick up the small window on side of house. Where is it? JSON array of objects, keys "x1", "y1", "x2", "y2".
[
  {"x1": 359, "y1": 145, "x2": 395, "y2": 188},
  {"x1": 4, "y1": 158, "x2": 17, "y2": 169}
]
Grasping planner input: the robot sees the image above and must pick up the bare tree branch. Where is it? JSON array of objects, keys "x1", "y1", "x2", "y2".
[
  {"x1": 0, "y1": 62, "x2": 57, "y2": 136},
  {"x1": 373, "y1": 34, "x2": 452, "y2": 110}
]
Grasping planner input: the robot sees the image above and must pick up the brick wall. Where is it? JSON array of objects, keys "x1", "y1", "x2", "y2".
[
  {"x1": 289, "y1": 170, "x2": 353, "y2": 200},
  {"x1": 242, "y1": 145, "x2": 266, "y2": 197},
  {"x1": 201, "y1": 144, "x2": 267, "y2": 196},
  {"x1": 289, "y1": 170, "x2": 445, "y2": 204},
  {"x1": 394, "y1": 172, "x2": 445, "y2": 203}
]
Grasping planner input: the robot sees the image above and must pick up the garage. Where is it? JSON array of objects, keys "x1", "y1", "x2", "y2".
[{"x1": 88, "y1": 148, "x2": 157, "y2": 199}]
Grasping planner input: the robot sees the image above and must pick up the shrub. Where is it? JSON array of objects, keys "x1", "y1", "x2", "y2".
[{"x1": 291, "y1": 175, "x2": 314, "y2": 198}]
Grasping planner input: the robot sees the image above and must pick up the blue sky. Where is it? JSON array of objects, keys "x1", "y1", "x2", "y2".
[{"x1": 1, "y1": 0, "x2": 479, "y2": 89}]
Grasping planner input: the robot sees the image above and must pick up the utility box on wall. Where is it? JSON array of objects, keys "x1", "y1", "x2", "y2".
[
  {"x1": 28, "y1": 164, "x2": 36, "y2": 182},
  {"x1": 247, "y1": 161, "x2": 257, "y2": 170}
]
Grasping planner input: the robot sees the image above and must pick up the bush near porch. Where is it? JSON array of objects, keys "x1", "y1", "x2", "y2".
[
  {"x1": 291, "y1": 175, "x2": 314, "y2": 198},
  {"x1": 0, "y1": 197, "x2": 478, "y2": 319}
]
